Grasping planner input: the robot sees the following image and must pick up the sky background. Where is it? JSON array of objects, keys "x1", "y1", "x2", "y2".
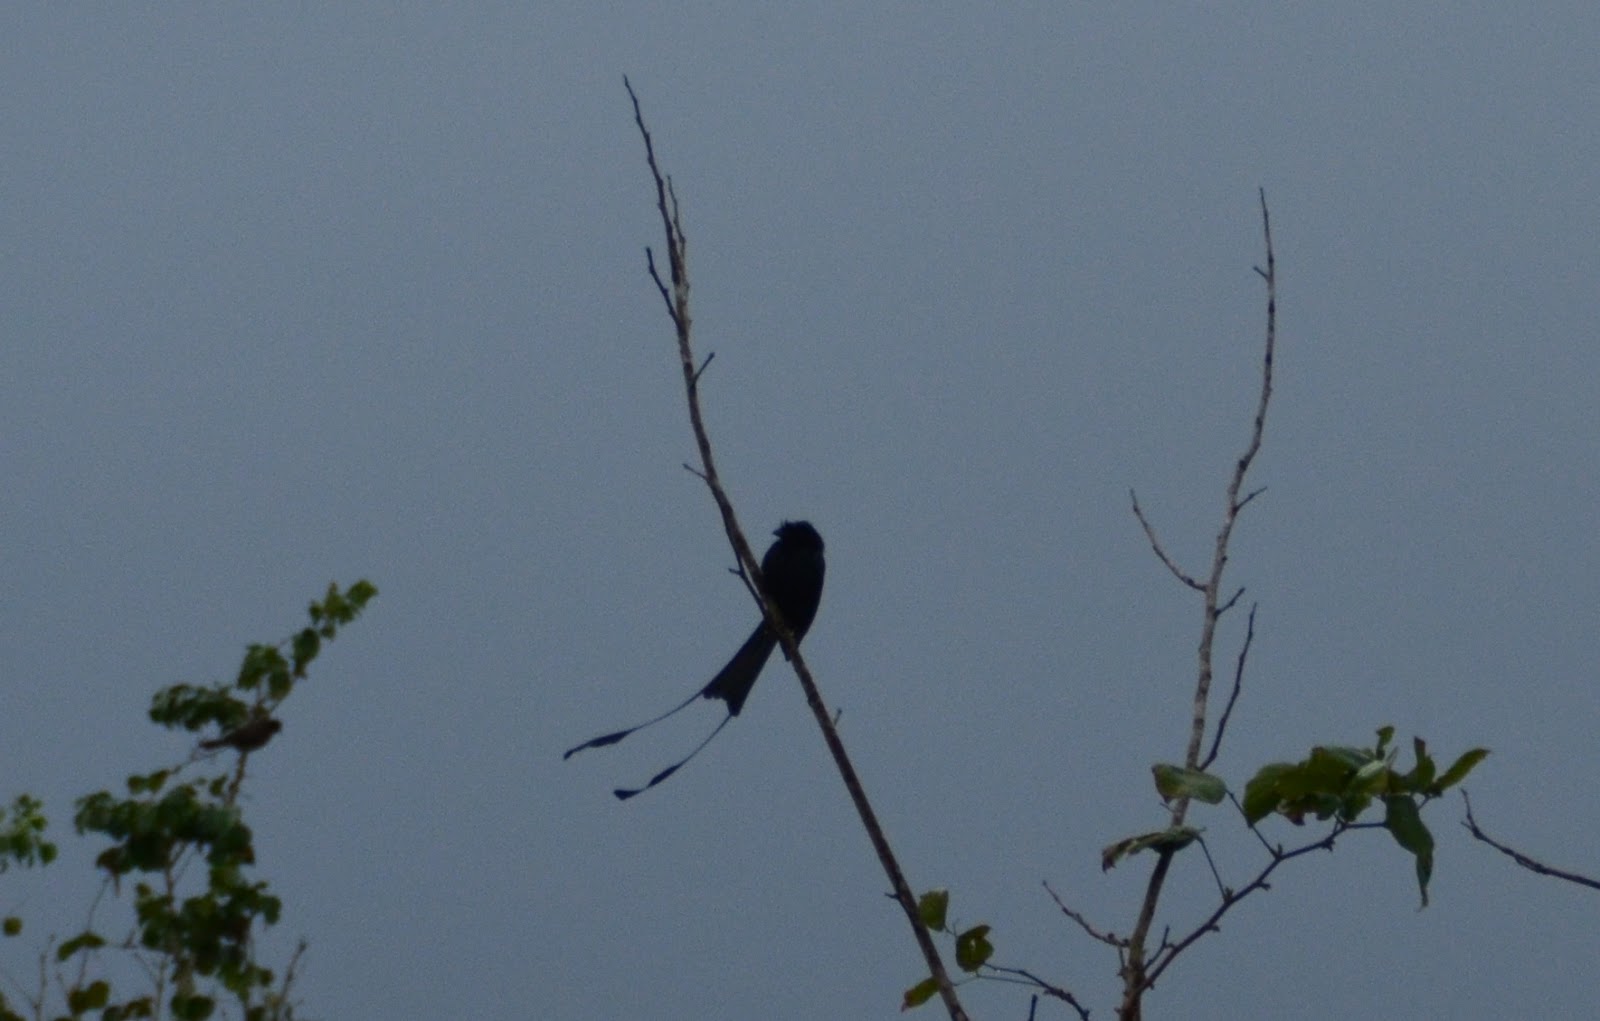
[{"x1": 3, "y1": 6, "x2": 1597, "y2": 1019}]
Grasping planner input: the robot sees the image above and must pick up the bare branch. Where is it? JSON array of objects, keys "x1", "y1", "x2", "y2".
[
  {"x1": 1461, "y1": 791, "x2": 1600, "y2": 891},
  {"x1": 1196, "y1": 834, "x2": 1227, "y2": 899},
  {"x1": 625, "y1": 78, "x2": 969, "y2": 1021},
  {"x1": 1215, "y1": 586, "x2": 1246, "y2": 617},
  {"x1": 1183, "y1": 187, "x2": 1276, "y2": 776},
  {"x1": 1143, "y1": 820, "x2": 1384, "y2": 991},
  {"x1": 1131, "y1": 490, "x2": 1204, "y2": 591},
  {"x1": 644, "y1": 247, "x2": 676, "y2": 324},
  {"x1": 1200, "y1": 603, "x2": 1256, "y2": 770},
  {"x1": 692, "y1": 351, "x2": 715, "y2": 383},
  {"x1": 981, "y1": 964, "x2": 1092, "y2": 1021},
  {"x1": 1117, "y1": 192, "x2": 1278, "y2": 1020},
  {"x1": 1044, "y1": 880, "x2": 1126, "y2": 950}
]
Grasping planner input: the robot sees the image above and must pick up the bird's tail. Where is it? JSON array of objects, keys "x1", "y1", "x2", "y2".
[
  {"x1": 561, "y1": 687, "x2": 703, "y2": 759},
  {"x1": 699, "y1": 623, "x2": 777, "y2": 716}
]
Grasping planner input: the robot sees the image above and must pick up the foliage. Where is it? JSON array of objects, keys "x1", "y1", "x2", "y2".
[
  {"x1": 1239, "y1": 726, "x2": 1489, "y2": 905},
  {"x1": 901, "y1": 890, "x2": 994, "y2": 1011},
  {"x1": 0, "y1": 581, "x2": 375, "y2": 1021}
]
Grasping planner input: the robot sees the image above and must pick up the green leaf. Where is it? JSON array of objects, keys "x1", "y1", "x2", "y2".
[
  {"x1": 1309, "y1": 744, "x2": 1375, "y2": 774},
  {"x1": 347, "y1": 579, "x2": 378, "y2": 608},
  {"x1": 1152, "y1": 765, "x2": 1227, "y2": 804},
  {"x1": 1414, "y1": 846, "x2": 1434, "y2": 908},
  {"x1": 1351, "y1": 757, "x2": 1390, "y2": 792},
  {"x1": 1384, "y1": 795, "x2": 1436, "y2": 908},
  {"x1": 1337, "y1": 791, "x2": 1374, "y2": 823},
  {"x1": 954, "y1": 924, "x2": 994, "y2": 971},
  {"x1": 56, "y1": 930, "x2": 106, "y2": 961},
  {"x1": 916, "y1": 889, "x2": 948, "y2": 931},
  {"x1": 2, "y1": 916, "x2": 20, "y2": 937},
  {"x1": 1431, "y1": 748, "x2": 1490, "y2": 794},
  {"x1": 1245, "y1": 742, "x2": 1404, "y2": 825},
  {"x1": 170, "y1": 993, "x2": 215, "y2": 1020},
  {"x1": 67, "y1": 980, "x2": 109, "y2": 1012},
  {"x1": 901, "y1": 977, "x2": 940, "y2": 1011},
  {"x1": 1383, "y1": 797, "x2": 1431, "y2": 855},
  {"x1": 1242, "y1": 763, "x2": 1296, "y2": 824},
  {"x1": 291, "y1": 627, "x2": 320, "y2": 675},
  {"x1": 1400, "y1": 737, "x2": 1436, "y2": 792}
]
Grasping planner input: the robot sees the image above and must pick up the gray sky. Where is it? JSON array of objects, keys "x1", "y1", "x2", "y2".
[{"x1": 4, "y1": 6, "x2": 1597, "y2": 1019}]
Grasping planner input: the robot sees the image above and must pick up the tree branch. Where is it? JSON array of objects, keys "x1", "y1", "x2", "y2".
[
  {"x1": 1117, "y1": 191, "x2": 1277, "y2": 1020},
  {"x1": 981, "y1": 964, "x2": 1092, "y2": 1021},
  {"x1": 1142, "y1": 819, "x2": 1384, "y2": 990},
  {"x1": 1461, "y1": 791, "x2": 1600, "y2": 891},
  {"x1": 625, "y1": 77, "x2": 970, "y2": 1021},
  {"x1": 1200, "y1": 603, "x2": 1256, "y2": 771}
]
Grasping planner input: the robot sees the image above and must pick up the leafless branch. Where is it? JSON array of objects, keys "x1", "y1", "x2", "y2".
[
  {"x1": 624, "y1": 77, "x2": 969, "y2": 1021},
  {"x1": 1130, "y1": 491, "x2": 1204, "y2": 591},
  {"x1": 1215, "y1": 586, "x2": 1246, "y2": 617},
  {"x1": 1116, "y1": 190, "x2": 1277, "y2": 1020},
  {"x1": 1200, "y1": 603, "x2": 1256, "y2": 770},
  {"x1": 982, "y1": 964, "x2": 1092, "y2": 1020},
  {"x1": 1195, "y1": 834, "x2": 1227, "y2": 899},
  {"x1": 1141, "y1": 820, "x2": 1384, "y2": 991},
  {"x1": 1044, "y1": 881, "x2": 1125, "y2": 951},
  {"x1": 1461, "y1": 791, "x2": 1600, "y2": 891}
]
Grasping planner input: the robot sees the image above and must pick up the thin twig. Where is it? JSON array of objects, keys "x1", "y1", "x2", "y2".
[
  {"x1": 1044, "y1": 881, "x2": 1125, "y2": 950},
  {"x1": 624, "y1": 77, "x2": 969, "y2": 1021},
  {"x1": 982, "y1": 964, "x2": 1092, "y2": 1021},
  {"x1": 1201, "y1": 603, "x2": 1256, "y2": 770},
  {"x1": 1461, "y1": 791, "x2": 1600, "y2": 891},
  {"x1": 1215, "y1": 586, "x2": 1245, "y2": 617},
  {"x1": 1196, "y1": 835, "x2": 1227, "y2": 899},
  {"x1": 693, "y1": 351, "x2": 715, "y2": 383},
  {"x1": 1130, "y1": 491, "x2": 1204, "y2": 591},
  {"x1": 1142, "y1": 822, "x2": 1366, "y2": 991},
  {"x1": 1230, "y1": 792, "x2": 1276, "y2": 854}
]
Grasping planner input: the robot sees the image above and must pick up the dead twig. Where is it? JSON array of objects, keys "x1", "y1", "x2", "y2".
[
  {"x1": 1461, "y1": 791, "x2": 1600, "y2": 891},
  {"x1": 1200, "y1": 603, "x2": 1256, "y2": 770}
]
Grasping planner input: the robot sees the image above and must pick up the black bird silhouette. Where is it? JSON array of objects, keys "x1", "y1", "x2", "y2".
[
  {"x1": 564, "y1": 521, "x2": 826, "y2": 799},
  {"x1": 200, "y1": 716, "x2": 282, "y2": 752}
]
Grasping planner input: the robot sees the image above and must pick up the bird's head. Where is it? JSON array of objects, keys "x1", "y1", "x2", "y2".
[{"x1": 774, "y1": 520, "x2": 823, "y2": 551}]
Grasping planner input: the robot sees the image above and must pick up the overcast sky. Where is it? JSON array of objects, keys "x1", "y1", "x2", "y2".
[{"x1": 3, "y1": 6, "x2": 1597, "y2": 1019}]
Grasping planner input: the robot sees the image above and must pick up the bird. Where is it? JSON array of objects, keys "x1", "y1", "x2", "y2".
[
  {"x1": 200, "y1": 716, "x2": 282, "y2": 753},
  {"x1": 564, "y1": 520, "x2": 826, "y2": 799}
]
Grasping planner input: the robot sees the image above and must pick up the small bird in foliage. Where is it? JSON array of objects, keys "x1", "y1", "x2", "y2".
[
  {"x1": 200, "y1": 716, "x2": 282, "y2": 753},
  {"x1": 564, "y1": 520, "x2": 826, "y2": 799}
]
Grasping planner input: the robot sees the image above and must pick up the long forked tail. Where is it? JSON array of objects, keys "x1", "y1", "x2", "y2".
[
  {"x1": 562, "y1": 687, "x2": 703, "y2": 759},
  {"x1": 611, "y1": 712, "x2": 733, "y2": 800},
  {"x1": 699, "y1": 623, "x2": 776, "y2": 716}
]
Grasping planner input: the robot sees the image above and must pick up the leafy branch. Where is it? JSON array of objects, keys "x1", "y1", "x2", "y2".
[{"x1": 1, "y1": 581, "x2": 376, "y2": 1021}]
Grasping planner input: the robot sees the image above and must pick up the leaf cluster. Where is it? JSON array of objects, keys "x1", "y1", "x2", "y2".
[
  {"x1": 1241, "y1": 726, "x2": 1488, "y2": 904},
  {"x1": 901, "y1": 890, "x2": 994, "y2": 1010},
  {"x1": 0, "y1": 581, "x2": 375, "y2": 1021}
]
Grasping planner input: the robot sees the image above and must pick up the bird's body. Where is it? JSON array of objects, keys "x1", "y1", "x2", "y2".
[
  {"x1": 200, "y1": 716, "x2": 282, "y2": 752},
  {"x1": 701, "y1": 520, "x2": 825, "y2": 714},
  {"x1": 563, "y1": 520, "x2": 827, "y2": 798}
]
